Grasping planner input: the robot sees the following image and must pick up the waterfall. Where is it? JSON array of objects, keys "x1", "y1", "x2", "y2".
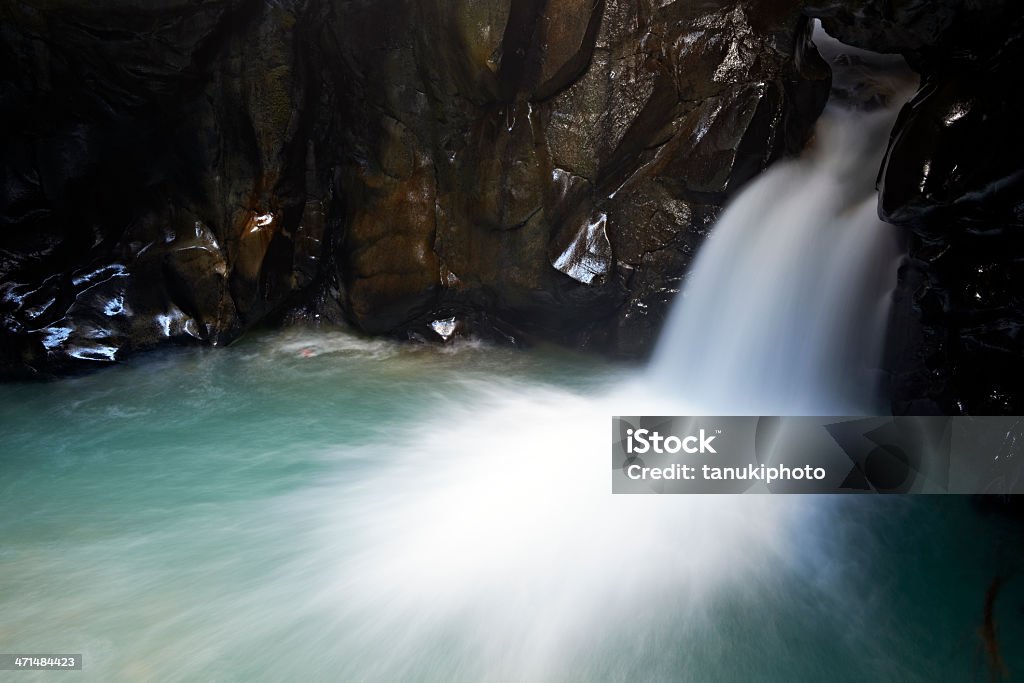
[
  {"x1": 0, "y1": 27, "x2": 959, "y2": 683},
  {"x1": 650, "y1": 25, "x2": 917, "y2": 415},
  {"x1": 309, "y1": 35, "x2": 925, "y2": 678}
]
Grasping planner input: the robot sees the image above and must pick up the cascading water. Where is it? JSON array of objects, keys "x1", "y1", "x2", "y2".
[
  {"x1": 650, "y1": 26, "x2": 918, "y2": 415},
  {"x1": 286, "y1": 28, "x2": 927, "y2": 681}
]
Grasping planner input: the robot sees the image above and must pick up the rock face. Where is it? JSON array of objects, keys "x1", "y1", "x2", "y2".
[
  {"x1": 2, "y1": 1, "x2": 1021, "y2": 417},
  {"x1": 0, "y1": 0, "x2": 828, "y2": 376},
  {"x1": 886, "y1": 25, "x2": 1024, "y2": 415},
  {"x1": 331, "y1": 0, "x2": 830, "y2": 355},
  {"x1": 1, "y1": 0, "x2": 341, "y2": 375},
  {"x1": 804, "y1": 0, "x2": 1024, "y2": 414}
]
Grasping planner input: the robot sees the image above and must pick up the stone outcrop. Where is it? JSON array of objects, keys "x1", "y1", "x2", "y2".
[
  {"x1": 0, "y1": 0, "x2": 828, "y2": 376},
  {"x1": 1, "y1": 0, "x2": 340, "y2": 375},
  {"x1": 332, "y1": 0, "x2": 833, "y2": 354}
]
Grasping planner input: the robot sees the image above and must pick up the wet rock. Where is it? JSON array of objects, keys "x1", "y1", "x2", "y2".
[
  {"x1": 878, "y1": 69, "x2": 1024, "y2": 229},
  {"x1": 2, "y1": 0, "x2": 829, "y2": 375},
  {"x1": 332, "y1": 0, "x2": 830, "y2": 351},
  {"x1": 550, "y1": 211, "x2": 612, "y2": 286},
  {"x1": 852, "y1": 13, "x2": 1024, "y2": 414},
  {"x1": 0, "y1": 0, "x2": 344, "y2": 376}
]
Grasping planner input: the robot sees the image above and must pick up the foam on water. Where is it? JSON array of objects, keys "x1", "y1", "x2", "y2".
[
  {"x1": 1, "y1": 333, "x2": 1016, "y2": 682},
  {"x1": 311, "y1": 384, "x2": 820, "y2": 680},
  {"x1": 0, "y1": 365, "x2": 824, "y2": 681}
]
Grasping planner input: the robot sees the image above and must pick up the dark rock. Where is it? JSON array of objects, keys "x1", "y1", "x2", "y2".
[
  {"x1": 330, "y1": 0, "x2": 830, "y2": 351},
  {"x1": 0, "y1": 0, "x2": 345, "y2": 376},
  {"x1": 1, "y1": 0, "x2": 831, "y2": 376},
  {"x1": 867, "y1": 16, "x2": 1024, "y2": 415}
]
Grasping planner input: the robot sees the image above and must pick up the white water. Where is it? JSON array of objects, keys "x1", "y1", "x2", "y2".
[
  {"x1": 4, "y1": 339, "x2": 847, "y2": 682},
  {"x1": 308, "y1": 390, "x2": 828, "y2": 681},
  {"x1": 650, "y1": 24, "x2": 918, "y2": 415},
  {"x1": 650, "y1": 112, "x2": 907, "y2": 414},
  {"x1": 227, "y1": 30, "x2": 924, "y2": 682},
  {"x1": 280, "y1": 30, "x2": 928, "y2": 681},
  {"x1": 4, "y1": 330, "x2": 1008, "y2": 682}
]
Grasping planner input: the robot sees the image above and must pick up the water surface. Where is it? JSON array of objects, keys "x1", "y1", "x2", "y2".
[{"x1": 1, "y1": 331, "x2": 1021, "y2": 681}]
